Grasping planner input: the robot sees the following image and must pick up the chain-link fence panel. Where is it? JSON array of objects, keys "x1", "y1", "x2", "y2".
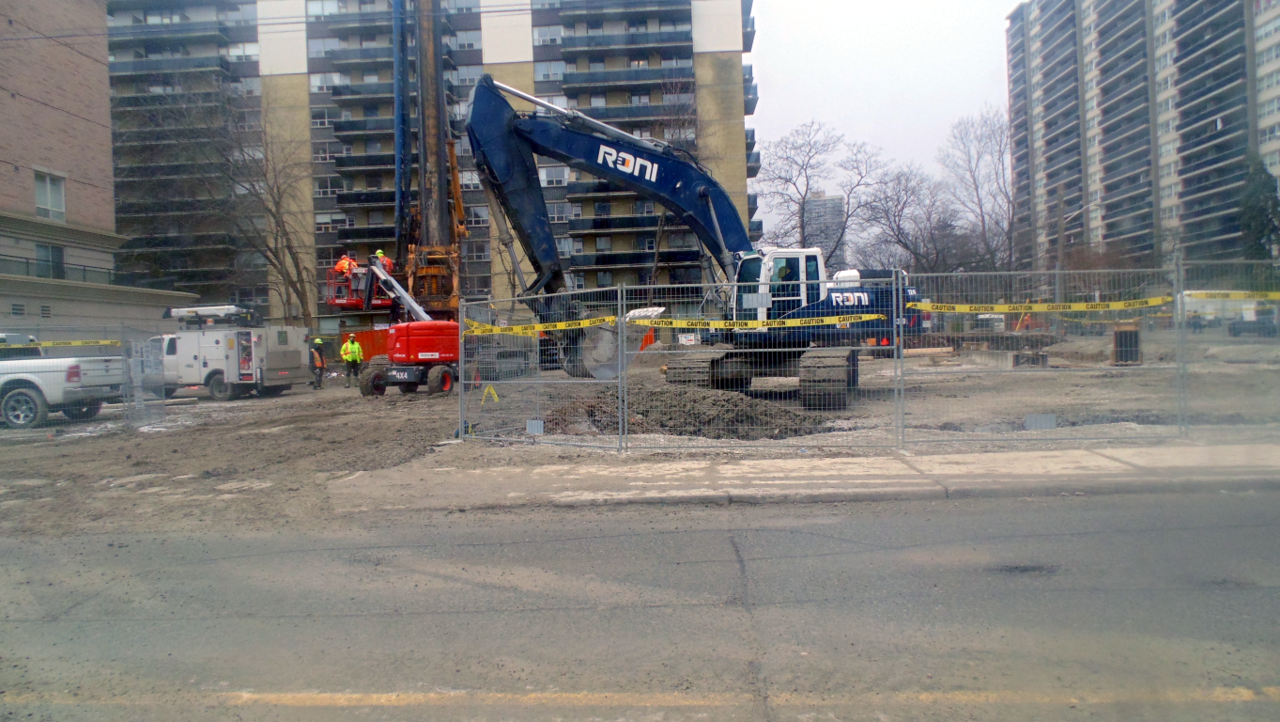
[
  {"x1": 0, "y1": 325, "x2": 136, "y2": 432},
  {"x1": 901, "y1": 269, "x2": 1180, "y2": 448},
  {"x1": 460, "y1": 287, "x2": 625, "y2": 450},
  {"x1": 617, "y1": 278, "x2": 907, "y2": 451},
  {"x1": 1179, "y1": 261, "x2": 1280, "y2": 436}
]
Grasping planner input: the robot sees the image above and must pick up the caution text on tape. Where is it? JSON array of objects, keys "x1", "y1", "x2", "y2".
[
  {"x1": 0, "y1": 340, "x2": 123, "y2": 349},
  {"x1": 464, "y1": 316, "x2": 617, "y2": 336},
  {"x1": 908, "y1": 296, "x2": 1174, "y2": 314},
  {"x1": 629, "y1": 314, "x2": 886, "y2": 330},
  {"x1": 1184, "y1": 291, "x2": 1280, "y2": 301}
]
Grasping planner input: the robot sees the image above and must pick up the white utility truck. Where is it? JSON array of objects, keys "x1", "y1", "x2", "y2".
[
  {"x1": 0, "y1": 333, "x2": 125, "y2": 428},
  {"x1": 155, "y1": 306, "x2": 310, "y2": 401}
]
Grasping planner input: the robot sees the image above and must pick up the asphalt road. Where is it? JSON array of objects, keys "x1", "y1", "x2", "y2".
[{"x1": 2, "y1": 492, "x2": 1279, "y2": 721}]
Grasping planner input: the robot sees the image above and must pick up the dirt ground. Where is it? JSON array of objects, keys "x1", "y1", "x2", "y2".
[{"x1": 1, "y1": 328, "x2": 1277, "y2": 536}]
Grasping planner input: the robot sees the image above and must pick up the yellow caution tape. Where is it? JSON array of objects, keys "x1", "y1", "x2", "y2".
[
  {"x1": 629, "y1": 314, "x2": 886, "y2": 330},
  {"x1": 464, "y1": 316, "x2": 618, "y2": 336},
  {"x1": 908, "y1": 296, "x2": 1174, "y2": 313},
  {"x1": 0, "y1": 340, "x2": 123, "y2": 349},
  {"x1": 1184, "y1": 291, "x2": 1280, "y2": 301}
]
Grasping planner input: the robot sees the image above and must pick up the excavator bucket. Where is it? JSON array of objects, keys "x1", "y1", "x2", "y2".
[{"x1": 581, "y1": 307, "x2": 666, "y2": 380}]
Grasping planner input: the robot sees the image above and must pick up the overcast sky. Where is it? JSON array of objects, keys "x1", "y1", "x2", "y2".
[{"x1": 746, "y1": 0, "x2": 1017, "y2": 174}]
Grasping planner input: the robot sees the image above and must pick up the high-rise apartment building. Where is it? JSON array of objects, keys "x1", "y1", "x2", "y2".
[
  {"x1": 107, "y1": 0, "x2": 759, "y2": 323},
  {"x1": 1008, "y1": 0, "x2": 1280, "y2": 266},
  {"x1": 801, "y1": 190, "x2": 847, "y2": 271}
]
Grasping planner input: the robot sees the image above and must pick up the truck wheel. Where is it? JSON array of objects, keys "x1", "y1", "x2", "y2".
[
  {"x1": 428, "y1": 365, "x2": 456, "y2": 394},
  {"x1": 2, "y1": 387, "x2": 49, "y2": 429},
  {"x1": 207, "y1": 372, "x2": 233, "y2": 402},
  {"x1": 399, "y1": 383, "x2": 419, "y2": 394},
  {"x1": 359, "y1": 358, "x2": 389, "y2": 397},
  {"x1": 62, "y1": 399, "x2": 102, "y2": 421}
]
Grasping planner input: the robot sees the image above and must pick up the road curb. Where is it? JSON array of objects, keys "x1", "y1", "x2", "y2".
[{"x1": 512, "y1": 475, "x2": 1280, "y2": 511}]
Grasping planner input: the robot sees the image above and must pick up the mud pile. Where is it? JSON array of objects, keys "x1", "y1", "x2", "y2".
[{"x1": 547, "y1": 375, "x2": 823, "y2": 441}]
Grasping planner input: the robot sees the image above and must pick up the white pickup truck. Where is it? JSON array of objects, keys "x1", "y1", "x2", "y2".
[{"x1": 0, "y1": 334, "x2": 126, "y2": 429}]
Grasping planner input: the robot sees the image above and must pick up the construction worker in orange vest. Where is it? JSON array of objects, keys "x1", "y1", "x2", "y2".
[
  {"x1": 334, "y1": 254, "x2": 355, "y2": 276},
  {"x1": 375, "y1": 249, "x2": 394, "y2": 273}
]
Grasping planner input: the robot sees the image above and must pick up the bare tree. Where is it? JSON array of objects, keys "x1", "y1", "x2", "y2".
[
  {"x1": 753, "y1": 121, "x2": 883, "y2": 270},
  {"x1": 858, "y1": 166, "x2": 981, "y2": 273},
  {"x1": 937, "y1": 106, "x2": 1014, "y2": 271}
]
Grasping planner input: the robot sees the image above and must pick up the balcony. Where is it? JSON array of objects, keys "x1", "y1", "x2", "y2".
[
  {"x1": 745, "y1": 128, "x2": 756, "y2": 152},
  {"x1": 112, "y1": 124, "x2": 226, "y2": 146},
  {"x1": 108, "y1": 21, "x2": 228, "y2": 45},
  {"x1": 747, "y1": 151, "x2": 761, "y2": 178},
  {"x1": 743, "y1": 15, "x2": 756, "y2": 52},
  {"x1": 116, "y1": 197, "x2": 232, "y2": 217},
  {"x1": 339, "y1": 225, "x2": 396, "y2": 241},
  {"x1": 560, "y1": 0, "x2": 692, "y2": 21},
  {"x1": 0, "y1": 254, "x2": 124, "y2": 287},
  {"x1": 325, "y1": 46, "x2": 395, "y2": 66},
  {"x1": 562, "y1": 66, "x2": 695, "y2": 91},
  {"x1": 109, "y1": 55, "x2": 231, "y2": 76},
  {"x1": 744, "y1": 82, "x2": 759, "y2": 115},
  {"x1": 568, "y1": 249, "x2": 702, "y2": 268},
  {"x1": 567, "y1": 213, "x2": 687, "y2": 235},
  {"x1": 749, "y1": 219, "x2": 764, "y2": 239},
  {"x1": 748, "y1": 193, "x2": 758, "y2": 219},
  {"x1": 332, "y1": 117, "x2": 398, "y2": 137},
  {"x1": 566, "y1": 180, "x2": 634, "y2": 198},
  {"x1": 110, "y1": 89, "x2": 229, "y2": 108},
  {"x1": 561, "y1": 30, "x2": 692, "y2": 55},
  {"x1": 114, "y1": 161, "x2": 223, "y2": 181},
  {"x1": 321, "y1": 9, "x2": 394, "y2": 31},
  {"x1": 331, "y1": 82, "x2": 407, "y2": 104},
  {"x1": 579, "y1": 103, "x2": 693, "y2": 122},
  {"x1": 335, "y1": 189, "x2": 420, "y2": 206},
  {"x1": 119, "y1": 233, "x2": 238, "y2": 253},
  {"x1": 333, "y1": 152, "x2": 417, "y2": 171}
]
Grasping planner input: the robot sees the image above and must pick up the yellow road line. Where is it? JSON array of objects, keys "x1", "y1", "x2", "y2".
[{"x1": 4, "y1": 687, "x2": 1277, "y2": 709}]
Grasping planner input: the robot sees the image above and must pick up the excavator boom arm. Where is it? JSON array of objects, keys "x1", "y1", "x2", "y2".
[{"x1": 466, "y1": 76, "x2": 751, "y2": 296}]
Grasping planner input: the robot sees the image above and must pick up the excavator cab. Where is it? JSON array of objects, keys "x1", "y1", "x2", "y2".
[{"x1": 731, "y1": 249, "x2": 830, "y2": 325}]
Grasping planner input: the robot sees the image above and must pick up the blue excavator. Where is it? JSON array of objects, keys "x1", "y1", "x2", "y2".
[{"x1": 466, "y1": 76, "x2": 923, "y2": 410}]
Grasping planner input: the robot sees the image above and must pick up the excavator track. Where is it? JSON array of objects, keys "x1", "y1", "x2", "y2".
[
  {"x1": 665, "y1": 353, "x2": 727, "y2": 387},
  {"x1": 798, "y1": 348, "x2": 859, "y2": 411}
]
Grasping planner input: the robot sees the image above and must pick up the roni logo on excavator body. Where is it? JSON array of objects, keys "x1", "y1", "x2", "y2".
[{"x1": 597, "y1": 145, "x2": 660, "y2": 182}]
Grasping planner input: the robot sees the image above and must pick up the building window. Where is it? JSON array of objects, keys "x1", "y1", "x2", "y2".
[
  {"x1": 572, "y1": 272, "x2": 586, "y2": 290},
  {"x1": 661, "y1": 57, "x2": 693, "y2": 68},
  {"x1": 220, "y1": 42, "x2": 259, "y2": 62},
  {"x1": 460, "y1": 170, "x2": 481, "y2": 191},
  {"x1": 1259, "y1": 42, "x2": 1280, "y2": 68},
  {"x1": 547, "y1": 202, "x2": 574, "y2": 223},
  {"x1": 465, "y1": 206, "x2": 490, "y2": 226},
  {"x1": 454, "y1": 30, "x2": 482, "y2": 50},
  {"x1": 34, "y1": 172, "x2": 66, "y2": 222},
  {"x1": 594, "y1": 201, "x2": 612, "y2": 217},
  {"x1": 630, "y1": 92, "x2": 651, "y2": 106},
  {"x1": 310, "y1": 72, "x2": 350, "y2": 92},
  {"x1": 556, "y1": 237, "x2": 582, "y2": 258},
  {"x1": 534, "y1": 61, "x2": 566, "y2": 81},
  {"x1": 539, "y1": 166, "x2": 568, "y2": 187},
  {"x1": 311, "y1": 107, "x2": 339, "y2": 127},
  {"x1": 1262, "y1": 122, "x2": 1280, "y2": 144},
  {"x1": 595, "y1": 235, "x2": 612, "y2": 252},
  {"x1": 447, "y1": 65, "x2": 483, "y2": 86},
  {"x1": 663, "y1": 92, "x2": 694, "y2": 105},
  {"x1": 669, "y1": 232, "x2": 697, "y2": 249},
  {"x1": 664, "y1": 126, "x2": 695, "y2": 141},
  {"x1": 590, "y1": 94, "x2": 607, "y2": 107},
  {"x1": 10, "y1": 304, "x2": 25, "y2": 317},
  {"x1": 1160, "y1": 184, "x2": 1178, "y2": 200},
  {"x1": 314, "y1": 176, "x2": 344, "y2": 197},
  {"x1": 40, "y1": 305, "x2": 52, "y2": 319},
  {"x1": 315, "y1": 212, "x2": 351, "y2": 232},
  {"x1": 637, "y1": 235, "x2": 656, "y2": 251},
  {"x1": 34, "y1": 243, "x2": 64, "y2": 279},
  {"x1": 445, "y1": 0, "x2": 480, "y2": 12},
  {"x1": 1159, "y1": 142, "x2": 1176, "y2": 158},
  {"x1": 306, "y1": 0, "x2": 349, "y2": 16},
  {"x1": 589, "y1": 59, "x2": 606, "y2": 71},
  {"x1": 596, "y1": 270, "x2": 613, "y2": 287},
  {"x1": 630, "y1": 58, "x2": 649, "y2": 68},
  {"x1": 639, "y1": 200, "x2": 656, "y2": 215},
  {"x1": 533, "y1": 25, "x2": 563, "y2": 45},
  {"x1": 1158, "y1": 119, "x2": 1176, "y2": 135},
  {"x1": 308, "y1": 37, "x2": 340, "y2": 58}
]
